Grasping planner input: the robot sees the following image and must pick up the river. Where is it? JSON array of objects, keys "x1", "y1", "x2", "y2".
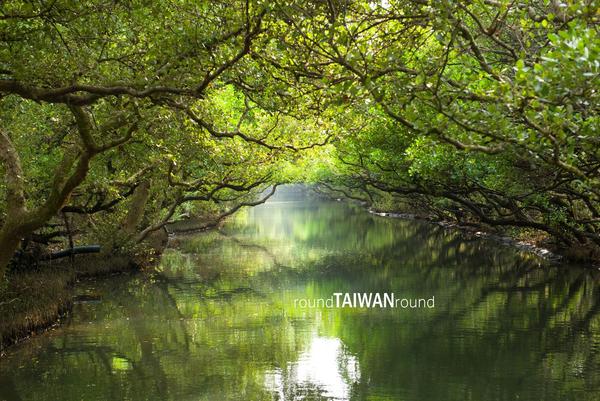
[{"x1": 1, "y1": 191, "x2": 600, "y2": 400}]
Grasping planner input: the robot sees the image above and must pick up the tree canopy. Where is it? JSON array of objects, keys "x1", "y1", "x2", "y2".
[{"x1": 0, "y1": 0, "x2": 599, "y2": 280}]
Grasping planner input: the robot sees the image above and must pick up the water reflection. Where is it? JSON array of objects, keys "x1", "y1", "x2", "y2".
[{"x1": 1, "y1": 192, "x2": 600, "y2": 401}]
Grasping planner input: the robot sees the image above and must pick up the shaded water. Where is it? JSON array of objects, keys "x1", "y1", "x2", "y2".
[{"x1": 2, "y1": 193, "x2": 600, "y2": 400}]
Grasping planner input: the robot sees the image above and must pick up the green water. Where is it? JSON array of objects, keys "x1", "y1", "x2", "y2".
[{"x1": 1, "y1": 196, "x2": 600, "y2": 401}]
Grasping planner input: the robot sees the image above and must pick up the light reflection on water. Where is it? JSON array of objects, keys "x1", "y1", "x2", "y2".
[
  {"x1": 265, "y1": 334, "x2": 361, "y2": 401},
  {"x1": 1, "y1": 189, "x2": 600, "y2": 401}
]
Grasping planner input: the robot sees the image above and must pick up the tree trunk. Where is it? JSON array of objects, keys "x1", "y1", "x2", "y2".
[
  {"x1": 0, "y1": 129, "x2": 27, "y2": 281},
  {"x1": 123, "y1": 180, "x2": 151, "y2": 234},
  {"x1": 0, "y1": 229, "x2": 21, "y2": 280},
  {"x1": 0, "y1": 106, "x2": 133, "y2": 281}
]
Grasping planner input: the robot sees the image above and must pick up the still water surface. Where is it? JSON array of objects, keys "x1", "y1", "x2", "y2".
[{"x1": 1, "y1": 193, "x2": 600, "y2": 400}]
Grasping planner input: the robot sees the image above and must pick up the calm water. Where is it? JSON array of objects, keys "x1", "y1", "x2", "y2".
[{"x1": 2, "y1": 193, "x2": 600, "y2": 401}]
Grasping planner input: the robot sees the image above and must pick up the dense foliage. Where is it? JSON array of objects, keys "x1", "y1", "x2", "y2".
[
  {"x1": 0, "y1": 0, "x2": 333, "y2": 279},
  {"x1": 277, "y1": 0, "x2": 600, "y2": 260},
  {"x1": 0, "y1": 0, "x2": 599, "y2": 281}
]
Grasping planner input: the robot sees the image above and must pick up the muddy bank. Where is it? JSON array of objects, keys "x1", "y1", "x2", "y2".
[
  {"x1": 0, "y1": 253, "x2": 142, "y2": 355},
  {"x1": 0, "y1": 224, "x2": 172, "y2": 355}
]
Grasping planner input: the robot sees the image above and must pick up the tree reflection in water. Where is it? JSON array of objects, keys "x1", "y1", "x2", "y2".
[{"x1": 1, "y1": 198, "x2": 599, "y2": 401}]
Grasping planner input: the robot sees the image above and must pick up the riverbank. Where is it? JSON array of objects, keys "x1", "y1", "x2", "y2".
[
  {"x1": 0, "y1": 223, "x2": 173, "y2": 355},
  {"x1": 365, "y1": 208, "x2": 600, "y2": 268},
  {"x1": 0, "y1": 222, "x2": 206, "y2": 355},
  {"x1": 0, "y1": 254, "x2": 142, "y2": 355}
]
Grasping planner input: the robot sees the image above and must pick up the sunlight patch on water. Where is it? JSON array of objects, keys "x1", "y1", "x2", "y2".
[{"x1": 265, "y1": 335, "x2": 360, "y2": 400}]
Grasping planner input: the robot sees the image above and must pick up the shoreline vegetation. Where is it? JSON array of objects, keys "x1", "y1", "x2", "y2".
[
  {"x1": 327, "y1": 190, "x2": 600, "y2": 267},
  {"x1": 0, "y1": 208, "x2": 275, "y2": 355},
  {"x1": 0, "y1": 254, "x2": 140, "y2": 355},
  {"x1": 323, "y1": 193, "x2": 596, "y2": 266},
  {"x1": 363, "y1": 204, "x2": 600, "y2": 268},
  {"x1": 316, "y1": 184, "x2": 600, "y2": 268},
  {"x1": 0, "y1": 189, "x2": 279, "y2": 355},
  {"x1": 0, "y1": 184, "x2": 279, "y2": 355},
  {"x1": 368, "y1": 209, "x2": 600, "y2": 267},
  {"x1": 368, "y1": 209, "x2": 562, "y2": 262},
  {"x1": 0, "y1": 228, "x2": 167, "y2": 355}
]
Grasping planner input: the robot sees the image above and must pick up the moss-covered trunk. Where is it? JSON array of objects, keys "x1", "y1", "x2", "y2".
[
  {"x1": 0, "y1": 229, "x2": 21, "y2": 281},
  {"x1": 123, "y1": 180, "x2": 151, "y2": 234}
]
